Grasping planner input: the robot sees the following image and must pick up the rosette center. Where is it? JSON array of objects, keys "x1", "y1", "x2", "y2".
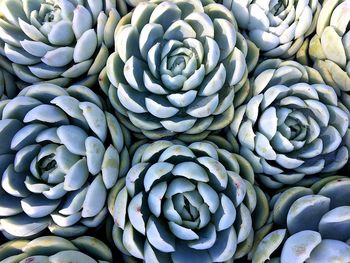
[{"x1": 43, "y1": 4, "x2": 61, "y2": 23}]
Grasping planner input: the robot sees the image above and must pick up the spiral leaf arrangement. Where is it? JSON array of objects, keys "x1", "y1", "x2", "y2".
[
  {"x1": 220, "y1": 0, "x2": 321, "y2": 58},
  {"x1": 102, "y1": 0, "x2": 259, "y2": 139},
  {"x1": 0, "y1": 0, "x2": 123, "y2": 86},
  {"x1": 108, "y1": 139, "x2": 268, "y2": 262},
  {"x1": 0, "y1": 84, "x2": 130, "y2": 238},
  {"x1": 228, "y1": 59, "x2": 350, "y2": 188}
]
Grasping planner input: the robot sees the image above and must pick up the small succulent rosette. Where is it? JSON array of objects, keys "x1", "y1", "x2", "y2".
[
  {"x1": 108, "y1": 139, "x2": 269, "y2": 262},
  {"x1": 101, "y1": 0, "x2": 259, "y2": 140},
  {"x1": 0, "y1": 235, "x2": 112, "y2": 262},
  {"x1": 0, "y1": 0, "x2": 125, "y2": 86},
  {"x1": 227, "y1": 59, "x2": 350, "y2": 189},
  {"x1": 0, "y1": 84, "x2": 130, "y2": 239},
  {"x1": 308, "y1": 0, "x2": 350, "y2": 93},
  {"x1": 220, "y1": 0, "x2": 321, "y2": 59},
  {"x1": 252, "y1": 176, "x2": 350, "y2": 263}
]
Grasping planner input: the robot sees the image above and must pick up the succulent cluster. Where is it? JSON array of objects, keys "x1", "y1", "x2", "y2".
[
  {"x1": 101, "y1": 0, "x2": 259, "y2": 139},
  {"x1": 0, "y1": 0, "x2": 349, "y2": 262},
  {"x1": 0, "y1": 84, "x2": 130, "y2": 238},
  {"x1": 108, "y1": 139, "x2": 269, "y2": 262},
  {"x1": 252, "y1": 176, "x2": 350, "y2": 262}
]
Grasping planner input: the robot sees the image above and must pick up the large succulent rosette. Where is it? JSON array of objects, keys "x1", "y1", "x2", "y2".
[
  {"x1": 108, "y1": 139, "x2": 269, "y2": 262},
  {"x1": 0, "y1": 235, "x2": 112, "y2": 262},
  {"x1": 228, "y1": 59, "x2": 350, "y2": 189},
  {"x1": 308, "y1": 0, "x2": 350, "y2": 94},
  {"x1": 220, "y1": 0, "x2": 321, "y2": 58},
  {"x1": 103, "y1": 0, "x2": 258, "y2": 140},
  {"x1": 0, "y1": 84, "x2": 130, "y2": 239},
  {"x1": 0, "y1": 0, "x2": 124, "y2": 86},
  {"x1": 252, "y1": 176, "x2": 350, "y2": 263}
]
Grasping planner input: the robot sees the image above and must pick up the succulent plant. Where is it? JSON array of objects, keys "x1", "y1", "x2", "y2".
[
  {"x1": 101, "y1": 0, "x2": 259, "y2": 140},
  {"x1": 220, "y1": 0, "x2": 321, "y2": 59},
  {"x1": 228, "y1": 59, "x2": 350, "y2": 189},
  {"x1": 252, "y1": 176, "x2": 350, "y2": 263},
  {"x1": 308, "y1": 0, "x2": 350, "y2": 94},
  {"x1": 0, "y1": 0, "x2": 125, "y2": 87},
  {"x1": 0, "y1": 84, "x2": 130, "y2": 239},
  {"x1": 108, "y1": 139, "x2": 269, "y2": 262},
  {"x1": 0, "y1": 235, "x2": 112, "y2": 262}
]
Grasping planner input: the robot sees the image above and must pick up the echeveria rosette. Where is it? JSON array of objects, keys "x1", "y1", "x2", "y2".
[
  {"x1": 308, "y1": 0, "x2": 350, "y2": 94},
  {"x1": 228, "y1": 59, "x2": 350, "y2": 189},
  {"x1": 0, "y1": 235, "x2": 112, "y2": 262},
  {"x1": 108, "y1": 139, "x2": 269, "y2": 262},
  {"x1": 0, "y1": 84, "x2": 131, "y2": 239},
  {"x1": 103, "y1": 0, "x2": 258, "y2": 140},
  {"x1": 0, "y1": 0, "x2": 124, "y2": 87},
  {"x1": 220, "y1": 0, "x2": 321, "y2": 59},
  {"x1": 252, "y1": 176, "x2": 350, "y2": 263}
]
